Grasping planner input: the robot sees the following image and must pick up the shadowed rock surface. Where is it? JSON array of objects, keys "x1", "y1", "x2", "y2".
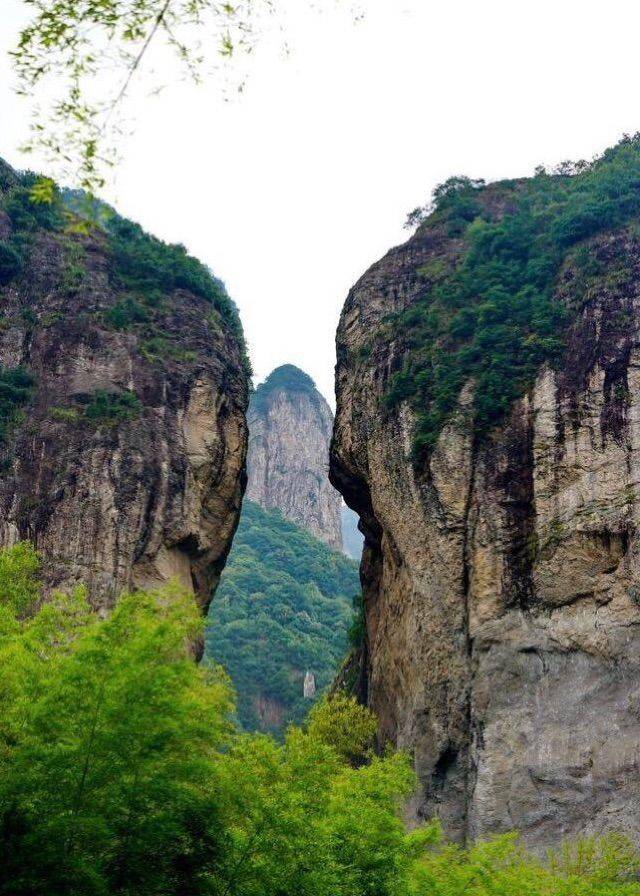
[
  {"x1": 330, "y1": 171, "x2": 640, "y2": 849},
  {"x1": 247, "y1": 365, "x2": 342, "y2": 550},
  {"x1": 0, "y1": 163, "x2": 249, "y2": 616}
]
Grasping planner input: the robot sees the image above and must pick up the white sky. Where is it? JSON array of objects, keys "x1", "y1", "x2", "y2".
[{"x1": 2, "y1": 0, "x2": 640, "y2": 403}]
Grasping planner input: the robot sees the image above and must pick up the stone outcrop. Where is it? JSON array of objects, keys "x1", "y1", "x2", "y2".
[
  {"x1": 330, "y1": 189, "x2": 640, "y2": 849},
  {"x1": 247, "y1": 365, "x2": 342, "y2": 550},
  {"x1": 0, "y1": 166, "x2": 249, "y2": 618}
]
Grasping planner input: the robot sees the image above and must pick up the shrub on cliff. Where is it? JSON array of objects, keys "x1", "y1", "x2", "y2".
[
  {"x1": 409, "y1": 829, "x2": 640, "y2": 895},
  {"x1": 0, "y1": 367, "x2": 35, "y2": 445},
  {"x1": 0, "y1": 243, "x2": 23, "y2": 285},
  {"x1": 390, "y1": 135, "x2": 640, "y2": 459}
]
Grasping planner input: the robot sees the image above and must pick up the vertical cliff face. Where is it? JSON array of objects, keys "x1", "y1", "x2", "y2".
[
  {"x1": 246, "y1": 365, "x2": 342, "y2": 550},
  {"x1": 330, "y1": 148, "x2": 640, "y2": 849},
  {"x1": 0, "y1": 164, "x2": 249, "y2": 616}
]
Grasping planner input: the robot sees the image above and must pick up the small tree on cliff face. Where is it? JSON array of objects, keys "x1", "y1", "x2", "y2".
[{"x1": 11, "y1": 0, "x2": 364, "y2": 194}]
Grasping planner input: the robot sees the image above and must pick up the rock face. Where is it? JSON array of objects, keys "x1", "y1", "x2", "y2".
[
  {"x1": 0, "y1": 165, "x2": 248, "y2": 617},
  {"x1": 246, "y1": 365, "x2": 342, "y2": 550},
  {"x1": 331, "y1": 185, "x2": 640, "y2": 849}
]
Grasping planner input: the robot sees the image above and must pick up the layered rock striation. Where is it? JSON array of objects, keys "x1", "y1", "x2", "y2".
[
  {"x1": 247, "y1": 365, "x2": 342, "y2": 550},
  {"x1": 0, "y1": 163, "x2": 249, "y2": 615},
  {"x1": 330, "y1": 149, "x2": 640, "y2": 849}
]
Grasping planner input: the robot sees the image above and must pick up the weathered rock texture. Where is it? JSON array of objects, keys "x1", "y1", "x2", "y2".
[
  {"x1": 0, "y1": 169, "x2": 248, "y2": 616},
  {"x1": 247, "y1": 365, "x2": 342, "y2": 550},
  {"x1": 331, "y1": 198, "x2": 640, "y2": 849}
]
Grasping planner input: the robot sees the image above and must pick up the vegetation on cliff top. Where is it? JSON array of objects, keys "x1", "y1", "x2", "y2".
[
  {"x1": 388, "y1": 135, "x2": 640, "y2": 458},
  {"x1": 1, "y1": 541, "x2": 638, "y2": 894},
  {"x1": 0, "y1": 166, "x2": 246, "y2": 352},
  {"x1": 206, "y1": 501, "x2": 358, "y2": 734},
  {"x1": 251, "y1": 364, "x2": 322, "y2": 414}
]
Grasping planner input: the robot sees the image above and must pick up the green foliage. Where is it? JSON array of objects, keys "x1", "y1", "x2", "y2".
[
  {"x1": 0, "y1": 243, "x2": 23, "y2": 285},
  {"x1": 83, "y1": 389, "x2": 141, "y2": 423},
  {"x1": 409, "y1": 827, "x2": 640, "y2": 896},
  {"x1": 306, "y1": 693, "x2": 376, "y2": 765},
  {"x1": 105, "y1": 295, "x2": 151, "y2": 330},
  {"x1": 59, "y1": 241, "x2": 87, "y2": 296},
  {"x1": 0, "y1": 172, "x2": 64, "y2": 287},
  {"x1": 206, "y1": 501, "x2": 360, "y2": 733},
  {"x1": 105, "y1": 214, "x2": 240, "y2": 328},
  {"x1": 390, "y1": 136, "x2": 640, "y2": 459},
  {"x1": 0, "y1": 367, "x2": 35, "y2": 445},
  {"x1": 251, "y1": 365, "x2": 320, "y2": 413},
  {"x1": 0, "y1": 541, "x2": 40, "y2": 616},
  {"x1": 50, "y1": 406, "x2": 80, "y2": 423},
  {"x1": 348, "y1": 592, "x2": 365, "y2": 649},
  {"x1": 0, "y1": 542, "x2": 420, "y2": 896},
  {"x1": 12, "y1": 0, "x2": 277, "y2": 192},
  {"x1": 3, "y1": 174, "x2": 63, "y2": 234},
  {"x1": 140, "y1": 335, "x2": 197, "y2": 364},
  {"x1": 0, "y1": 547, "x2": 235, "y2": 895},
  {"x1": 0, "y1": 542, "x2": 638, "y2": 895}
]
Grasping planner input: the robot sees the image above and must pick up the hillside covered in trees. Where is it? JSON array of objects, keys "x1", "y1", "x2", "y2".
[{"x1": 205, "y1": 501, "x2": 359, "y2": 733}]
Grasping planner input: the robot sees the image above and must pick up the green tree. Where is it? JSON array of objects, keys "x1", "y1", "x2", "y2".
[
  {"x1": 0, "y1": 547, "x2": 234, "y2": 894},
  {"x1": 11, "y1": 1, "x2": 363, "y2": 192},
  {"x1": 408, "y1": 829, "x2": 640, "y2": 896},
  {"x1": 1, "y1": 541, "x2": 639, "y2": 895}
]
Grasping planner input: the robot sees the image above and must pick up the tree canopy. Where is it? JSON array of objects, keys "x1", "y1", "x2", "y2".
[{"x1": 1, "y1": 541, "x2": 639, "y2": 894}]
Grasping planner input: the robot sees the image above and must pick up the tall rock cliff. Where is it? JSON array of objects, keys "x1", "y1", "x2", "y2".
[
  {"x1": 330, "y1": 140, "x2": 640, "y2": 850},
  {"x1": 246, "y1": 365, "x2": 342, "y2": 550},
  {"x1": 0, "y1": 162, "x2": 249, "y2": 615}
]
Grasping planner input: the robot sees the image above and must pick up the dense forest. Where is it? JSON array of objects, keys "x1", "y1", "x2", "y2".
[{"x1": 205, "y1": 501, "x2": 359, "y2": 733}]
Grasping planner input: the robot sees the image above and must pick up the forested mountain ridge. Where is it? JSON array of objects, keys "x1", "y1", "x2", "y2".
[
  {"x1": 0, "y1": 161, "x2": 248, "y2": 614},
  {"x1": 330, "y1": 136, "x2": 640, "y2": 848},
  {"x1": 206, "y1": 500, "x2": 359, "y2": 734},
  {"x1": 247, "y1": 364, "x2": 343, "y2": 550}
]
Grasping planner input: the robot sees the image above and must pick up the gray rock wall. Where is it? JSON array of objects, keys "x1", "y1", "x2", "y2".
[
  {"x1": 330, "y1": 211, "x2": 640, "y2": 849},
  {"x1": 247, "y1": 367, "x2": 342, "y2": 550}
]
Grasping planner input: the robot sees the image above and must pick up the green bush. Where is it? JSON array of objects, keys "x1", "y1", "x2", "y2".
[
  {"x1": 83, "y1": 389, "x2": 141, "y2": 423},
  {"x1": 391, "y1": 136, "x2": 640, "y2": 459},
  {"x1": 139, "y1": 334, "x2": 197, "y2": 363},
  {"x1": 0, "y1": 366, "x2": 35, "y2": 445},
  {"x1": 104, "y1": 295, "x2": 150, "y2": 330},
  {"x1": 409, "y1": 828, "x2": 640, "y2": 896},
  {"x1": 50, "y1": 406, "x2": 79, "y2": 422},
  {"x1": 0, "y1": 242, "x2": 23, "y2": 285}
]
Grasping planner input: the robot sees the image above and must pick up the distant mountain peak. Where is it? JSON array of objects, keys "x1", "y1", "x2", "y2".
[{"x1": 246, "y1": 364, "x2": 342, "y2": 550}]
